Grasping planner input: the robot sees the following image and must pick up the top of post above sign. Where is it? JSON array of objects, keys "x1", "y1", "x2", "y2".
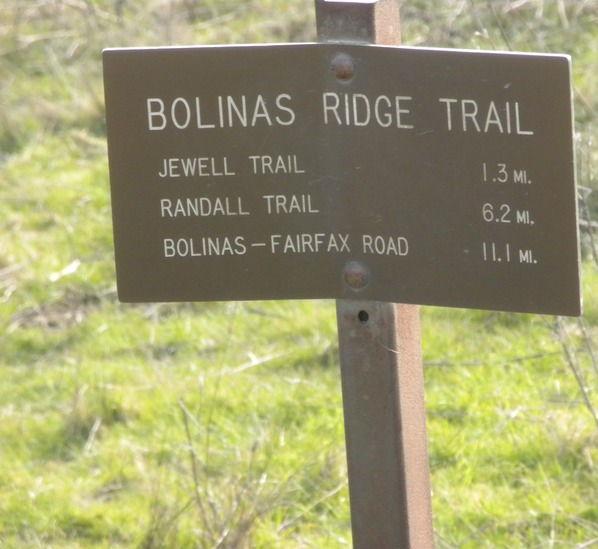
[
  {"x1": 315, "y1": 0, "x2": 400, "y2": 45},
  {"x1": 104, "y1": 42, "x2": 581, "y2": 316}
]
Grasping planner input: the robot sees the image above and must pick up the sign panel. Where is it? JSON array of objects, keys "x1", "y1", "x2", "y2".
[{"x1": 103, "y1": 43, "x2": 580, "y2": 315}]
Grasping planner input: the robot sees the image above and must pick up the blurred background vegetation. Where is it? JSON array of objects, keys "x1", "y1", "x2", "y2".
[{"x1": 1, "y1": 1, "x2": 597, "y2": 547}]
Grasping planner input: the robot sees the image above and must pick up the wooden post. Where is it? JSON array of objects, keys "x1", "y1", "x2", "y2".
[{"x1": 315, "y1": 1, "x2": 435, "y2": 547}]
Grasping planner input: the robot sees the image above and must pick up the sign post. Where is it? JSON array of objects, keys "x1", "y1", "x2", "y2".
[
  {"x1": 103, "y1": 0, "x2": 580, "y2": 546},
  {"x1": 316, "y1": 1, "x2": 434, "y2": 547}
]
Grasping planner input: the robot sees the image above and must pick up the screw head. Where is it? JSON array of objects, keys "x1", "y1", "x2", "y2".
[
  {"x1": 331, "y1": 53, "x2": 355, "y2": 82},
  {"x1": 343, "y1": 260, "x2": 369, "y2": 290}
]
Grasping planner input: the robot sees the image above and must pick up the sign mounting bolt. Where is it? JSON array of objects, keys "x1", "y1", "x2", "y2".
[
  {"x1": 343, "y1": 260, "x2": 369, "y2": 290},
  {"x1": 331, "y1": 52, "x2": 355, "y2": 82}
]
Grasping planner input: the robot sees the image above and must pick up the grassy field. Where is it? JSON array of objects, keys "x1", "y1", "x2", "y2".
[{"x1": 1, "y1": 1, "x2": 598, "y2": 547}]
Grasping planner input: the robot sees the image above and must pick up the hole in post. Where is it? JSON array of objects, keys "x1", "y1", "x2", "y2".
[{"x1": 358, "y1": 310, "x2": 369, "y2": 323}]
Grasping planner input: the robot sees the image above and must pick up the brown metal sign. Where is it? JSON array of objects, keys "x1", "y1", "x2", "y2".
[{"x1": 103, "y1": 43, "x2": 580, "y2": 315}]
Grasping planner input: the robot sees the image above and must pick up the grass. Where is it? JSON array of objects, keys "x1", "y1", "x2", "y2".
[
  {"x1": 1, "y1": 0, "x2": 598, "y2": 547},
  {"x1": 423, "y1": 306, "x2": 598, "y2": 547}
]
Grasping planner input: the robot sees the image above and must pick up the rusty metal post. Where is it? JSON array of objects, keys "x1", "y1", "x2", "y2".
[
  {"x1": 334, "y1": 301, "x2": 434, "y2": 548},
  {"x1": 315, "y1": 1, "x2": 434, "y2": 547}
]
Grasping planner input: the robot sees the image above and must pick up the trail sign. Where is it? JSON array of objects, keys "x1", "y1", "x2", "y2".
[{"x1": 104, "y1": 43, "x2": 580, "y2": 315}]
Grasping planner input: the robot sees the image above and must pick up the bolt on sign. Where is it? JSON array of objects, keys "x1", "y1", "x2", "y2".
[{"x1": 103, "y1": 43, "x2": 581, "y2": 316}]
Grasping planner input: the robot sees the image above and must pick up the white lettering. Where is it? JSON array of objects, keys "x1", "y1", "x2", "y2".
[
  {"x1": 171, "y1": 97, "x2": 191, "y2": 129},
  {"x1": 439, "y1": 98, "x2": 534, "y2": 135},
  {"x1": 484, "y1": 101, "x2": 503, "y2": 133},
  {"x1": 160, "y1": 197, "x2": 249, "y2": 218},
  {"x1": 251, "y1": 95, "x2": 273, "y2": 126},
  {"x1": 195, "y1": 97, "x2": 215, "y2": 129},
  {"x1": 439, "y1": 98, "x2": 458, "y2": 131},
  {"x1": 163, "y1": 236, "x2": 246, "y2": 257},
  {"x1": 248, "y1": 155, "x2": 305, "y2": 175},
  {"x1": 322, "y1": 93, "x2": 413, "y2": 128},
  {"x1": 462, "y1": 99, "x2": 480, "y2": 132},
  {"x1": 227, "y1": 95, "x2": 247, "y2": 127},
  {"x1": 158, "y1": 157, "x2": 235, "y2": 178},
  {"x1": 268, "y1": 233, "x2": 350, "y2": 253},
  {"x1": 515, "y1": 102, "x2": 534, "y2": 135},
  {"x1": 146, "y1": 94, "x2": 297, "y2": 130},
  {"x1": 275, "y1": 94, "x2": 296, "y2": 125},
  {"x1": 147, "y1": 98, "x2": 167, "y2": 130},
  {"x1": 322, "y1": 92, "x2": 342, "y2": 125},
  {"x1": 363, "y1": 235, "x2": 409, "y2": 256},
  {"x1": 353, "y1": 94, "x2": 371, "y2": 126},
  {"x1": 270, "y1": 234, "x2": 281, "y2": 253},
  {"x1": 262, "y1": 194, "x2": 319, "y2": 214},
  {"x1": 395, "y1": 96, "x2": 414, "y2": 129}
]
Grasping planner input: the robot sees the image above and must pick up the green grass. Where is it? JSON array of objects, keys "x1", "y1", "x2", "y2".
[
  {"x1": 1, "y1": 1, "x2": 598, "y2": 547},
  {"x1": 423, "y1": 305, "x2": 598, "y2": 547}
]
